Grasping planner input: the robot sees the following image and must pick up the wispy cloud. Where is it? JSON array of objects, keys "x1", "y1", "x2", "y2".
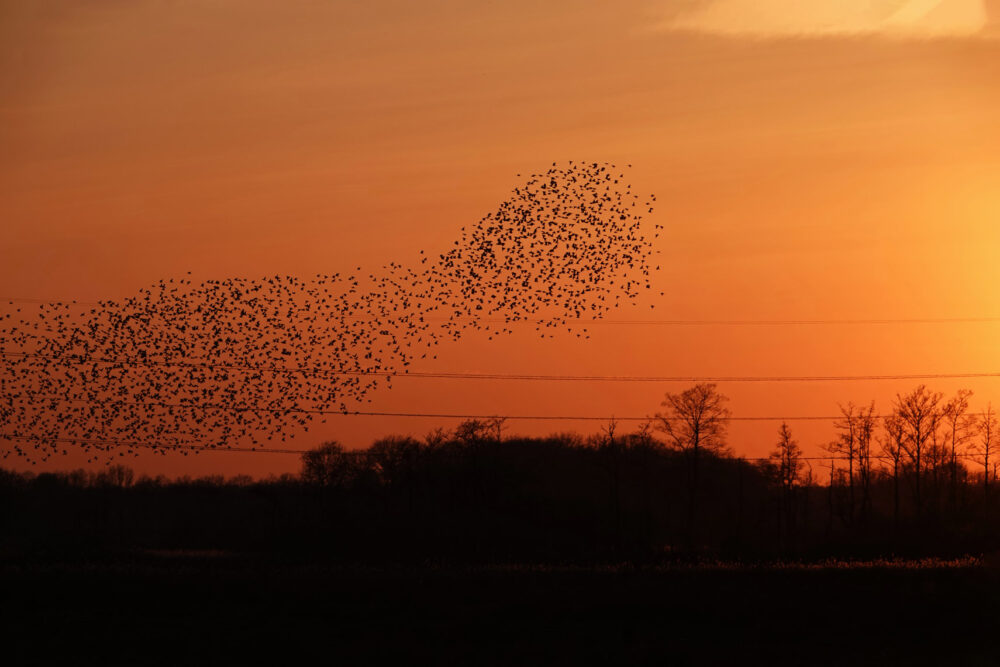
[{"x1": 659, "y1": 0, "x2": 992, "y2": 37}]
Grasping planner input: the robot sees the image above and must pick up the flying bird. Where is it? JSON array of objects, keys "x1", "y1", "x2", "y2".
[{"x1": 0, "y1": 162, "x2": 660, "y2": 463}]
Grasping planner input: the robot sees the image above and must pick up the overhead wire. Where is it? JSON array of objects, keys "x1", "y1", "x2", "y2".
[
  {"x1": 4, "y1": 350, "x2": 1000, "y2": 383},
  {"x1": 7, "y1": 297, "x2": 1000, "y2": 326}
]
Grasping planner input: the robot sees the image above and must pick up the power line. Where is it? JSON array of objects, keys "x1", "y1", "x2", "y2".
[
  {"x1": 334, "y1": 371, "x2": 1000, "y2": 383},
  {"x1": 5, "y1": 351, "x2": 1000, "y2": 383},
  {"x1": 566, "y1": 318, "x2": 1000, "y2": 326},
  {"x1": 0, "y1": 393, "x2": 976, "y2": 421},
  {"x1": 338, "y1": 411, "x2": 847, "y2": 422},
  {"x1": 13, "y1": 396, "x2": 999, "y2": 435},
  {"x1": 6, "y1": 297, "x2": 1000, "y2": 326},
  {"x1": 407, "y1": 371, "x2": 1000, "y2": 383},
  {"x1": 0, "y1": 434, "x2": 308, "y2": 455},
  {"x1": 0, "y1": 393, "x2": 861, "y2": 420},
  {"x1": 0, "y1": 398, "x2": 860, "y2": 421}
]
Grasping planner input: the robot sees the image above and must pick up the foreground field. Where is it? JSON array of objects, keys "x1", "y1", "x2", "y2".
[{"x1": 3, "y1": 554, "x2": 999, "y2": 666}]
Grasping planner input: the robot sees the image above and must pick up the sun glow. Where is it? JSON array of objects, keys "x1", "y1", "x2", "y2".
[{"x1": 663, "y1": 0, "x2": 991, "y2": 36}]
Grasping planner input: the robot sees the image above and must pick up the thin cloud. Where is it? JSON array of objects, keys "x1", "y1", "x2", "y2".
[{"x1": 658, "y1": 0, "x2": 993, "y2": 37}]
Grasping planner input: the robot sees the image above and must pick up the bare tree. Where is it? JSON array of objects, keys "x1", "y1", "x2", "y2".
[
  {"x1": 829, "y1": 403, "x2": 863, "y2": 522},
  {"x1": 632, "y1": 420, "x2": 655, "y2": 447},
  {"x1": 771, "y1": 423, "x2": 803, "y2": 496},
  {"x1": 597, "y1": 418, "x2": 623, "y2": 553},
  {"x1": 93, "y1": 464, "x2": 135, "y2": 489},
  {"x1": 301, "y1": 441, "x2": 348, "y2": 487},
  {"x1": 942, "y1": 389, "x2": 975, "y2": 508},
  {"x1": 486, "y1": 416, "x2": 508, "y2": 444},
  {"x1": 301, "y1": 441, "x2": 366, "y2": 503},
  {"x1": 423, "y1": 427, "x2": 450, "y2": 448},
  {"x1": 654, "y1": 383, "x2": 730, "y2": 456},
  {"x1": 855, "y1": 402, "x2": 877, "y2": 520},
  {"x1": 455, "y1": 419, "x2": 493, "y2": 444},
  {"x1": 881, "y1": 414, "x2": 906, "y2": 525},
  {"x1": 971, "y1": 404, "x2": 998, "y2": 500},
  {"x1": 368, "y1": 436, "x2": 422, "y2": 512},
  {"x1": 601, "y1": 417, "x2": 619, "y2": 444},
  {"x1": 769, "y1": 422, "x2": 803, "y2": 542},
  {"x1": 892, "y1": 385, "x2": 943, "y2": 518},
  {"x1": 654, "y1": 383, "x2": 730, "y2": 545}
]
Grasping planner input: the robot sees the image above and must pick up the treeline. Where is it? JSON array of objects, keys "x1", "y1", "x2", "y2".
[{"x1": 3, "y1": 383, "x2": 1000, "y2": 563}]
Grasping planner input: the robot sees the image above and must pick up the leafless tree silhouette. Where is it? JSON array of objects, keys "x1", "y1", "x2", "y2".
[
  {"x1": 829, "y1": 403, "x2": 866, "y2": 523},
  {"x1": 881, "y1": 414, "x2": 906, "y2": 526},
  {"x1": 893, "y1": 385, "x2": 943, "y2": 518},
  {"x1": 942, "y1": 389, "x2": 975, "y2": 508},
  {"x1": 972, "y1": 404, "x2": 998, "y2": 501},
  {"x1": 654, "y1": 383, "x2": 730, "y2": 545},
  {"x1": 768, "y1": 422, "x2": 803, "y2": 544}
]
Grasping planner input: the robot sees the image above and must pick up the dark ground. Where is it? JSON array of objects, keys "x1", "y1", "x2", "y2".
[{"x1": 3, "y1": 553, "x2": 999, "y2": 666}]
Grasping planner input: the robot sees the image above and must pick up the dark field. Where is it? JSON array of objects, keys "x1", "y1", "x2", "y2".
[
  {"x1": 3, "y1": 553, "x2": 999, "y2": 666},
  {"x1": 6, "y1": 434, "x2": 1000, "y2": 666}
]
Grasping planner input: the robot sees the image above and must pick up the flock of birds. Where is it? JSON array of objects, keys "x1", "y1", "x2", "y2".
[{"x1": 1, "y1": 162, "x2": 661, "y2": 463}]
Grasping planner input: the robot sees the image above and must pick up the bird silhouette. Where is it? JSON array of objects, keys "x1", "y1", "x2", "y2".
[{"x1": 0, "y1": 162, "x2": 659, "y2": 463}]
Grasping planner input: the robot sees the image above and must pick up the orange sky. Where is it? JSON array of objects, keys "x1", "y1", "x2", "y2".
[{"x1": 3, "y1": 1, "x2": 1000, "y2": 478}]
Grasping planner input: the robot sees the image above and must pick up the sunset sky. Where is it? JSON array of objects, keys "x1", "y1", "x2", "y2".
[{"x1": 3, "y1": 0, "x2": 1000, "y2": 477}]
